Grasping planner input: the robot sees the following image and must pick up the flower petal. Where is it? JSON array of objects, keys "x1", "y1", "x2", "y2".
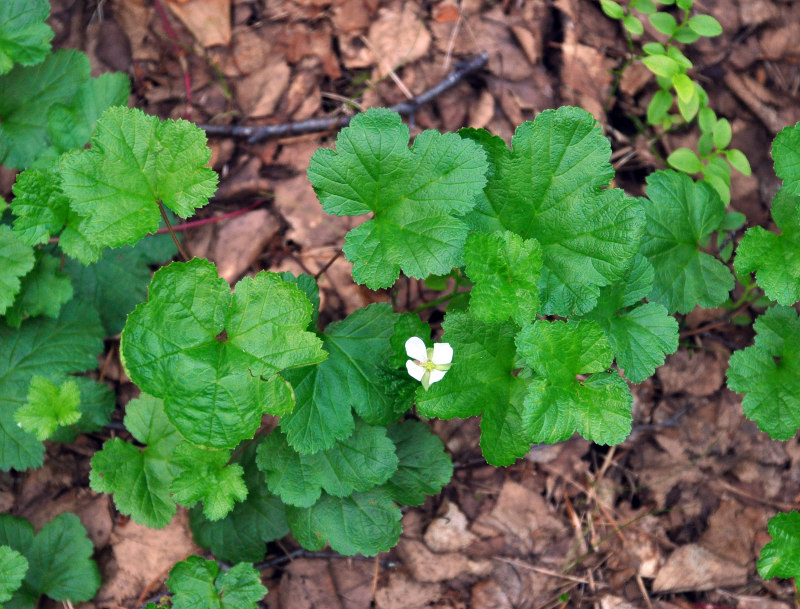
[
  {"x1": 428, "y1": 369, "x2": 447, "y2": 385},
  {"x1": 406, "y1": 360, "x2": 426, "y2": 382},
  {"x1": 432, "y1": 342, "x2": 453, "y2": 365},
  {"x1": 405, "y1": 336, "x2": 428, "y2": 361}
]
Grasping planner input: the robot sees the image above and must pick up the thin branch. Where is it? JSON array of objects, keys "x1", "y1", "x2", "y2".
[
  {"x1": 200, "y1": 53, "x2": 490, "y2": 144},
  {"x1": 158, "y1": 201, "x2": 190, "y2": 261}
]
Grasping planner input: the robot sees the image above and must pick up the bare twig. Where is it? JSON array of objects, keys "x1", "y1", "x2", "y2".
[{"x1": 200, "y1": 53, "x2": 489, "y2": 144}]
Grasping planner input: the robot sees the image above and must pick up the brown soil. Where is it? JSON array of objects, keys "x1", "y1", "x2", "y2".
[{"x1": 4, "y1": 0, "x2": 800, "y2": 608}]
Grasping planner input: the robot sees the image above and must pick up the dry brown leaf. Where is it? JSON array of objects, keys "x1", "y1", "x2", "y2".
[
  {"x1": 656, "y1": 349, "x2": 727, "y2": 397},
  {"x1": 165, "y1": 0, "x2": 231, "y2": 47},
  {"x1": 423, "y1": 501, "x2": 477, "y2": 552},
  {"x1": 277, "y1": 559, "x2": 343, "y2": 609},
  {"x1": 375, "y1": 572, "x2": 442, "y2": 609},
  {"x1": 210, "y1": 209, "x2": 280, "y2": 282},
  {"x1": 112, "y1": 0, "x2": 158, "y2": 61},
  {"x1": 468, "y1": 89, "x2": 496, "y2": 129},
  {"x1": 95, "y1": 510, "x2": 200, "y2": 607},
  {"x1": 434, "y1": 3, "x2": 460, "y2": 23},
  {"x1": 652, "y1": 544, "x2": 749, "y2": 592},
  {"x1": 236, "y1": 56, "x2": 291, "y2": 117},
  {"x1": 366, "y1": 3, "x2": 431, "y2": 79},
  {"x1": 396, "y1": 538, "x2": 492, "y2": 582}
]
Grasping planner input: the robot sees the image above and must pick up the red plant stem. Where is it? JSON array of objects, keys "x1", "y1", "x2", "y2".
[
  {"x1": 153, "y1": 199, "x2": 268, "y2": 234},
  {"x1": 47, "y1": 200, "x2": 268, "y2": 245},
  {"x1": 151, "y1": 0, "x2": 193, "y2": 120}
]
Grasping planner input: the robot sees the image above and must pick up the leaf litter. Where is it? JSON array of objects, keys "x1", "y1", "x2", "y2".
[{"x1": 3, "y1": 0, "x2": 800, "y2": 608}]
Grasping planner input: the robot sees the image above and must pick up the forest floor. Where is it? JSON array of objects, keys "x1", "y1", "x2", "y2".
[{"x1": 3, "y1": 0, "x2": 800, "y2": 608}]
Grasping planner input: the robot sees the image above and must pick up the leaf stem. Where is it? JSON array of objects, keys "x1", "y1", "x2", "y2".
[
  {"x1": 158, "y1": 200, "x2": 190, "y2": 261},
  {"x1": 411, "y1": 287, "x2": 460, "y2": 313},
  {"x1": 153, "y1": 198, "x2": 268, "y2": 235},
  {"x1": 314, "y1": 249, "x2": 343, "y2": 281}
]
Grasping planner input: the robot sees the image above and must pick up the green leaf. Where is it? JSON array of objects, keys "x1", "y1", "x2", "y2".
[
  {"x1": 725, "y1": 149, "x2": 751, "y2": 175},
  {"x1": 463, "y1": 230, "x2": 542, "y2": 325},
  {"x1": 14, "y1": 377, "x2": 80, "y2": 441},
  {"x1": 600, "y1": 0, "x2": 624, "y2": 19},
  {"x1": 673, "y1": 27, "x2": 701, "y2": 43},
  {"x1": 4, "y1": 252, "x2": 73, "y2": 327},
  {"x1": 309, "y1": 108, "x2": 488, "y2": 288},
  {"x1": 688, "y1": 14, "x2": 722, "y2": 37},
  {"x1": 713, "y1": 118, "x2": 732, "y2": 149},
  {"x1": 517, "y1": 320, "x2": 632, "y2": 445},
  {"x1": 280, "y1": 303, "x2": 401, "y2": 453},
  {"x1": 623, "y1": 14, "x2": 644, "y2": 35},
  {"x1": 677, "y1": 87, "x2": 700, "y2": 122},
  {"x1": 642, "y1": 54, "x2": 679, "y2": 78},
  {"x1": 286, "y1": 489, "x2": 402, "y2": 556},
  {"x1": 758, "y1": 511, "x2": 800, "y2": 580},
  {"x1": 640, "y1": 170, "x2": 734, "y2": 313},
  {"x1": 0, "y1": 226, "x2": 35, "y2": 316},
  {"x1": 580, "y1": 255, "x2": 678, "y2": 383},
  {"x1": 647, "y1": 89, "x2": 673, "y2": 125},
  {"x1": 89, "y1": 394, "x2": 180, "y2": 528},
  {"x1": 671, "y1": 74, "x2": 695, "y2": 103},
  {"x1": 257, "y1": 421, "x2": 398, "y2": 507},
  {"x1": 170, "y1": 443, "x2": 247, "y2": 521},
  {"x1": 649, "y1": 12, "x2": 677, "y2": 35},
  {"x1": 122, "y1": 258, "x2": 326, "y2": 449},
  {"x1": 0, "y1": 546, "x2": 27, "y2": 604},
  {"x1": 772, "y1": 122, "x2": 800, "y2": 196},
  {"x1": 0, "y1": 300, "x2": 103, "y2": 471},
  {"x1": 48, "y1": 376, "x2": 115, "y2": 443},
  {"x1": 631, "y1": 0, "x2": 657, "y2": 14},
  {"x1": 276, "y1": 272, "x2": 320, "y2": 331},
  {"x1": 380, "y1": 420, "x2": 452, "y2": 506},
  {"x1": 727, "y1": 306, "x2": 800, "y2": 440},
  {"x1": 698, "y1": 108, "x2": 716, "y2": 133},
  {"x1": 0, "y1": 513, "x2": 100, "y2": 606},
  {"x1": 9, "y1": 168, "x2": 69, "y2": 246},
  {"x1": 0, "y1": 49, "x2": 90, "y2": 169},
  {"x1": 166, "y1": 556, "x2": 267, "y2": 609},
  {"x1": 416, "y1": 312, "x2": 529, "y2": 465},
  {"x1": 0, "y1": 0, "x2": 53, "y2": 74},
  {"x1": 190, "y1": 440, "x2": 289, "y2": 564},
  {"x1": 735, "y1": 189, "x2": 800, "y2": 305},
  {"x1": 667, "y1": 148, "x2": 702, "y2": 174},
  {"x1": 60, "y1": 106, "x2": 218, "y2": 249},
  {"x1": 46, "y1": 72, "x2": 130, "y2": 156},
  {"x1": 63, "y1": 233, "x2": 177, "y2": 336},
  {"x1": 461, "y1": 107, "x2": 644, "y2": 316}
]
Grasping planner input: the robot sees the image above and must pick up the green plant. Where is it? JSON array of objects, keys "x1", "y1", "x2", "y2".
[
  {"x1": 3, "y1": 0, "x2": 800, "y2": 601},
  {"x1": 600, "y1": 0, "x2": 751, "y2": 203}
]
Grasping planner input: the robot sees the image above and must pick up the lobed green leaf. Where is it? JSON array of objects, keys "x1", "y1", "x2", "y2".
[
  {"x1": 166, "y1": 556, "x2": 267, "y2": 609},
  {"x1": 286, "y1": 489, "x2": 402, "y2": 556},
  {"x1": 416, "y1": 311, "x2": 529, "y2": 466},
  {"x1": 60, "y1": 106, "x2": 218, "y2": 250},
  {"x1": 517, "y1": 320, "x2": 633, "y2": 445},
  {"x1": 640, "y1": 170, "x2": 733, "y2": 313},
  {"x1": 122, "y1": 258, "x2": 326, "y2": 449},
  {"x1": 727, "y1": 306, "x2": 800, "y2": 440},
  {"x1": 735, "y1": 189, "x2": 800, "y2": 306},
  {"x1": 461, "y1": 106, "x2": 644, "y2": 316},
  {"x1": 0, "y1": 513, "x2": 100, "y2": 606},
  {"x1": 308, "y1": 108, "x2": 488, "y2": 288},
  {"x1": 463, "y1": 230, "x2": 542, "y2": 325},
  {"x1": 758, "y1": 511, "x2": 800, "y2": 581}
]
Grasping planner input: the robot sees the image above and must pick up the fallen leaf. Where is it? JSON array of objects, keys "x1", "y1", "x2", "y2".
[{"x1": 165, "y1": 0, "x2": 231, "y2": 47}]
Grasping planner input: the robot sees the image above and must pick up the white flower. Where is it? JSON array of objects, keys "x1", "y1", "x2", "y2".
[{"x1": 405, "y1": 336, "x2": 453, "y2": 390}]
